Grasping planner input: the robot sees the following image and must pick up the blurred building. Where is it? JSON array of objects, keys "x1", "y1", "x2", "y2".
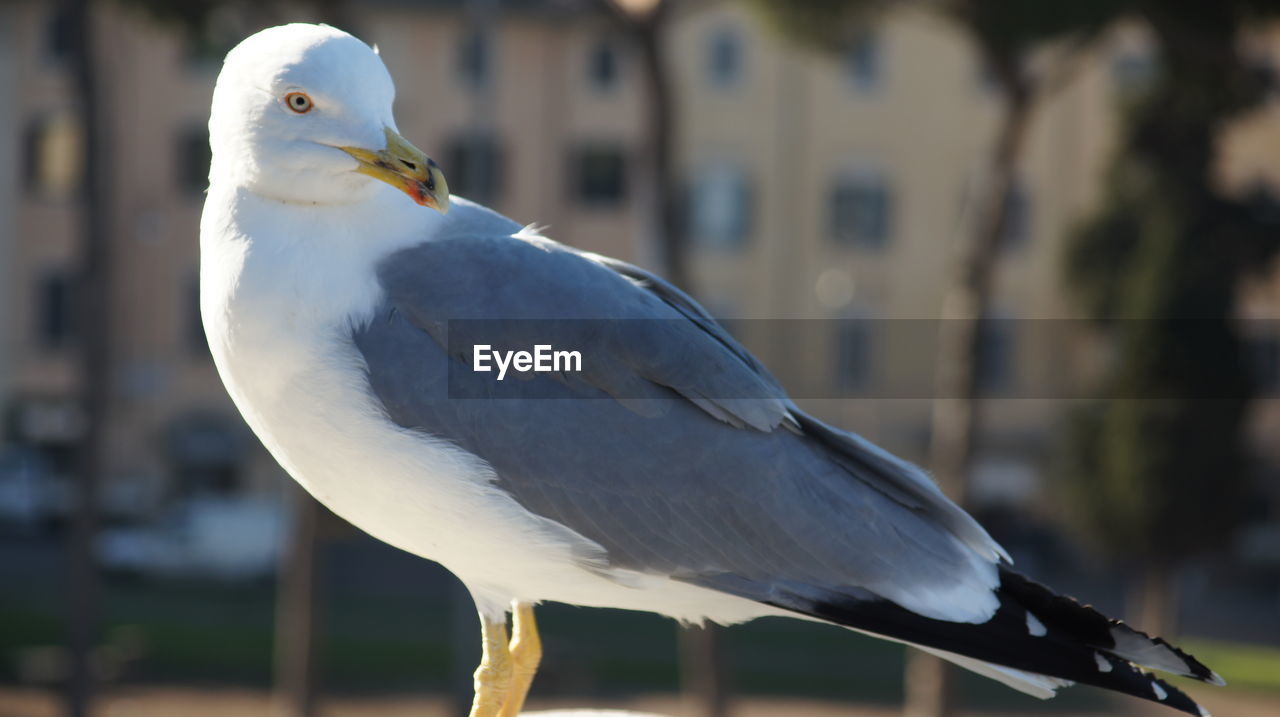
[
  {"x1": 0, "y1": 4, "x2": 19, "y2": 432},
  {"x1": 0, "y1": 0, "x2": 1277, "y2": 529}
]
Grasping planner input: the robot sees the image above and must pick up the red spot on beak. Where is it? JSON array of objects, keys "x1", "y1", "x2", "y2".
[{"x1": 409, "y1": 182, "x2": 430, "y2": 206}]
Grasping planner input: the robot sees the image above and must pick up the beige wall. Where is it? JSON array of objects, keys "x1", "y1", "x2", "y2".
[
  {"x1": 666, "y1": 5, "x2": 1130, "y2": 456},
  {"x1": 367, "y1": 8, "x2": 643, "y2": 261},
  {"x1": 1, "y1": 0, "x2": 1276, "y2": 510}
]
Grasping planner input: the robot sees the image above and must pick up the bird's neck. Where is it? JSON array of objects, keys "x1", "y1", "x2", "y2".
[{"x1": 201, "y1": 185, "x2": 440, "y2": 336}]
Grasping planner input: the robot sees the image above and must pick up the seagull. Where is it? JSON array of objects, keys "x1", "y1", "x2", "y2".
[{"x1": 201, "y1": 23, "x2": 1222, "y2": 717}]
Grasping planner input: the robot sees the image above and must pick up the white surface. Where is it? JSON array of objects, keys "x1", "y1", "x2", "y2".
[{"x1": 527, "y1": 712, "x2": 671, "y2": 716}]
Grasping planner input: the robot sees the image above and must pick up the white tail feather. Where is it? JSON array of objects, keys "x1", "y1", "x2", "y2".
[{"x1": 917, "y1": 645, "x2": 1075, "y2": 700}]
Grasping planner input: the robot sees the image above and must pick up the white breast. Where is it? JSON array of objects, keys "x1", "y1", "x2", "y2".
[
  {"x1": 200, "y1": 189, "x2": 600, "y2": 614},
  {"x1": 199, "y1": 188, "x2": 777, "y2": 624}
]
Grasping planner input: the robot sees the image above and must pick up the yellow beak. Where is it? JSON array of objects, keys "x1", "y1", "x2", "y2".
[{"x1": 339, "y1": 127, "x2": 450, "y2": 213}]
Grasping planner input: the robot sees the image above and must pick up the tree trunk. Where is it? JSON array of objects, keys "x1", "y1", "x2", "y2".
[
  {"x1": 928, "y1": 78, "x2": 1033, "y2": 498},
  {"x1": 1131, "y1": 563, "x2": 1179, "y2": 641},
  {"x1": 905, "y1": 70, "x2": 1035, "y2": 717},
  {"x1": 903, "y1": 651, "x2": 956, "y2": 717},
  {"x1": 605, "y1": 0, "x2": 686, "y2": 288},
  {"x1": 274, "y1": 485, "x2": 322, "y2": 717},
  {"x1": 634, "y1": 12, "x2": 686, "y2": 289},
  {"x1": 66, "y1": 0, "x2": 109, "y2": 713},
  {"x1": 678, "y1": 624, "x2": 729, "y2": 717},
  {"x1": 601, "y1": 5, "x2": 725, "y2": 713}
]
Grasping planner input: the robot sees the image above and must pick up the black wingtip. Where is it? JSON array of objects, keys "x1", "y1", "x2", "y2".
[
  {"x1": 1000, "y1": 568, "x2": 1219, "y2": 685},
  {"x1": 752, "y1": 566, "x2": 1221, "y2": 716},
  {"x1": 1108, "y1": 621, "x2": 1224, "y2": 685},
  {"x1": 1093, "y1": 650, "x2": 1209, "y2": 716}
]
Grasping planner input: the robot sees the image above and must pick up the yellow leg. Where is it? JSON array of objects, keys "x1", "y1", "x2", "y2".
[
  {"x1": 468, "y1": 614, "x2": 513, "y2": 717},
  {"x1": 498, "y1": 602, "x2": 542, "y2": 717}
]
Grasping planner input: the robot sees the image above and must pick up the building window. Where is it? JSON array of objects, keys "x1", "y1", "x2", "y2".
[
  {"x1": 706, "y1": 28, "x2": 742, "y2": 88},
  {"x1": 46, "y1": 7, "x2": 73, "y2": 62},
  {"x1": 446, "y1": 134, "x2": 504, "y2": 204},
  {"x1": 830, "y1": 172, "x2": 893, "y2": 248},
  {"x1": 570, "y1": 145, "x2": 627, "y2": 207},
  {"x1": 688, "y1": 163, "x2": 751, "y2": 247},
  {"x1": 37, "y1": 273, "x2": 75, "y2": 349},
  {"x1": 177, "y1": 127, "x2": 211, "y2": 196},
  {"x1": 586, "y1": 39, "x2": 619, "y2": 91},
  {"x1": 24, "y1": 113, "x2": 84, "y2": 199},
  {"x1": 835, "y1": 316, "x2": 874, "y2": 390},
  {"x1": 1001, "y1": 183, "x2": 1032, "y2": 250},
  {"x1": 457, "y1": 30, "x2": 491, "y2": 89},
  {"x1": 977, "y1": 318, "x2": 1016, "y2": 391},
  {"x1": 845, "y1": 31, "x2": 882, "y2": 92}
]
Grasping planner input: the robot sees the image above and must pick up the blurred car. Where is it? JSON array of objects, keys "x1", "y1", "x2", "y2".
[
  {"x1": 97, "y1": 496, "x2": 284, "y2": 581},
  {"x1": 0, "y1": 448, "x2": 65, "y2": 533},
  {"x1": 0, "y1": 446, "x2": 164, "y2": 532}
]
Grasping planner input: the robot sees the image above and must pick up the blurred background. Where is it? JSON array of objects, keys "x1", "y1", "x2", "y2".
[{"x1": 2, "y1": 0, "x2": 1280, "y2": 716}]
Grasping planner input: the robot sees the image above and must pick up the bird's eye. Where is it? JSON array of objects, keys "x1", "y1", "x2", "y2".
[{"x1": 284, "y1": 92, "x2": 313, "y2": 114}]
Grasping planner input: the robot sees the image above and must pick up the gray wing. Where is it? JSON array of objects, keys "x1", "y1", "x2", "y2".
[{"x1": 354, "y1": 226, "x2": 1007, "y2": 619}]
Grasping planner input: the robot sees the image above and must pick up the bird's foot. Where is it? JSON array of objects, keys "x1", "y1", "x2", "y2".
[
  {"x1": 469, "y1": 601, "x2": 541, "y2": 717},
  {"x1": 500, "y1": 602, "x2": 542, "y2": 717},
  {"x1": 470, "y1": 614, "x2": 513, "y2": 717}
]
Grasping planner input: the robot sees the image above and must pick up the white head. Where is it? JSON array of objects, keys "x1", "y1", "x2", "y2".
[{"x1": 209, "y1": 23, "x2": 448, "y2": 210}]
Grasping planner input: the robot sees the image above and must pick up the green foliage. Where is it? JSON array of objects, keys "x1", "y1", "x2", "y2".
[
  {"x1": 1181, "y1": 638, "x2": 1280, "y2": 694},
  {"x1": 752, "y1": 0, "x2": 1280, "y2": 571},
  {"x1": 1058, "y1": 1, "x2": 1280, "y2": 567},
  {"x1": 744, "y1": 0, "x2": 1114, "y2": 69},
  {"x1": 741, "y1": 0, "x2": 887, "y2": 54},
  {"x1": 116, "y1": 0, "x2": 226, "y2": 34},
  {"x1": 943, "y1": 0, "x2": 1115, "y2": 66}
]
